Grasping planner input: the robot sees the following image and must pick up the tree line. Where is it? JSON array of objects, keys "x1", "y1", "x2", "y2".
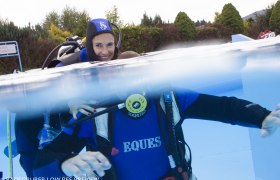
[{"x1": 0, "y1": 1, "x2": 280, "y2": 74}]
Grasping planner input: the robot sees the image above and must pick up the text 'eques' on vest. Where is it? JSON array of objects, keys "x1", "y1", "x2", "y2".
[{"x1": 123, "y1": 136, "x2": 162, "y2": 152}]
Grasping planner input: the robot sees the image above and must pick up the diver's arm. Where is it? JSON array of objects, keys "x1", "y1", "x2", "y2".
[
  {"x1": 181, "y1": 93, "x2": 271, "y2": 128},
  {"x1": 33, "y1": 132, "x2": 87, "y2": 177}
]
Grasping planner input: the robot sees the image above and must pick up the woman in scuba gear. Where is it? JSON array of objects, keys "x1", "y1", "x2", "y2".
[{"x1": 47, "y1": 18, "x2": 122, "y2": 68}]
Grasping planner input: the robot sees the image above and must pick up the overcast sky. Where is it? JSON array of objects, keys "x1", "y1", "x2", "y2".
[{"x1": 0, "y1": 0, "x2": 278, "y2": 27}]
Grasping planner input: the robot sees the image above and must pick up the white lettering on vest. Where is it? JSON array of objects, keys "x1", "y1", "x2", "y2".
[{"x1": 123, "y1": 136, "x2": 162, "y2": 152}]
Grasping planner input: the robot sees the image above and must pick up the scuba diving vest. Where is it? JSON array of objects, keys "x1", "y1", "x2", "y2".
[{"x1": 87, "y1": 91, "x2": 196, "y2": 180}]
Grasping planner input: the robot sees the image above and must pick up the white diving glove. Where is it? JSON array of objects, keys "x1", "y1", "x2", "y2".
[
  {"x1": 61, "y1": 151, "x2": 111, "y2": 178},
  {"x1": 68, "y1": 100, "x2": 96, "y2": 120},
  {"x1": 261, "y1": 104, "x2": 280, "y2": 137}
]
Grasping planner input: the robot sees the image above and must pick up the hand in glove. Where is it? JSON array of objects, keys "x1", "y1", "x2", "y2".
[
  {"x1": 261, "y1": 104, "x2": 280, "y2": 137},
  {"x1": 61, "y1": 151, "x2": 111, "y2": 178},
  {"x1": 68, "y1": 100, "x2": 96, "y2": 120}
]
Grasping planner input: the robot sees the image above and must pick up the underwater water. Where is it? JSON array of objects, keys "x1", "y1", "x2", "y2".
[{"x1": 0, "y1": 36, "x2": 280, "y2": 179}]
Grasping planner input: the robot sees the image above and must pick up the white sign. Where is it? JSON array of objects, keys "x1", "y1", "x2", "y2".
[{"x1": 0, "y1": 44, "x2": 17, "y2": 55}]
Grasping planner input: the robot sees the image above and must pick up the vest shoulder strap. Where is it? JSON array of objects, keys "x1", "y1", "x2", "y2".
[
  {"x1": 160, "y1": 91, "x2": 181, "y2": 125},
  {"x1": 95, "y1": 108, "x2": 110, "y2": 141}
]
